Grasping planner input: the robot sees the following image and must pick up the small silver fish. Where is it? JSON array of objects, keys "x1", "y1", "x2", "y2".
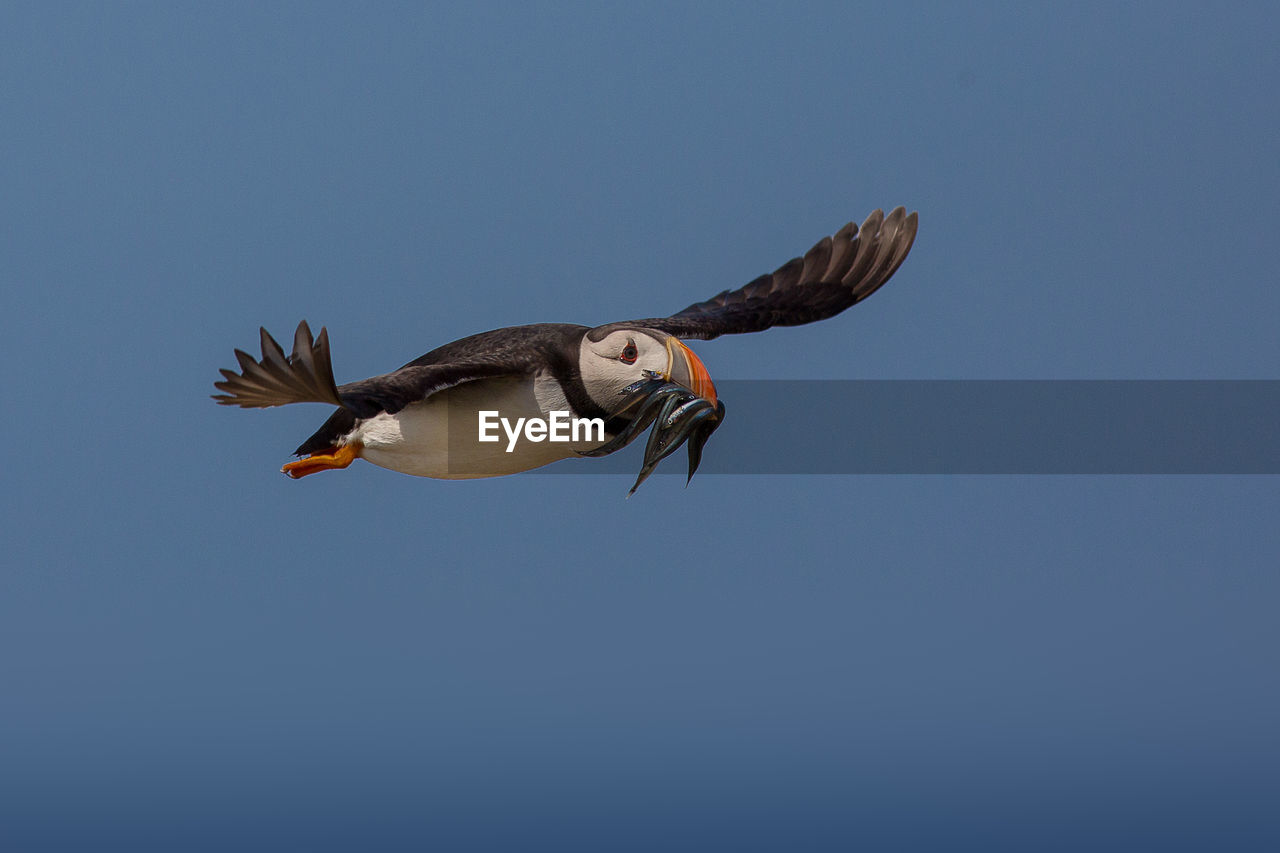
[{"x1": 576, "y1": 375, "x2": 725, "y2": 495}]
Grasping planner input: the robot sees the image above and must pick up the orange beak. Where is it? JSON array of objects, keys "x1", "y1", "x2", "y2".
[{"x1": 665, "y1": 338, "x2": 717, "y2": 405}]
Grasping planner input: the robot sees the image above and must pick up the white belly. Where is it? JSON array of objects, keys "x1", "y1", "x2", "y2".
[{"x1": 349, "y1": 376, "x2": 604, "y2": 479}]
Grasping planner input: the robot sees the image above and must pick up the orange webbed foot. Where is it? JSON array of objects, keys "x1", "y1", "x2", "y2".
[{"x1": 281, "y1": 443, "x2": 361, "y2": 479}]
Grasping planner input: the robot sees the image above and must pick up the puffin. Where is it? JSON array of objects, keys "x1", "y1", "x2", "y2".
[{"x1": 213, "y1": 206, "x2": 918, "y2": 486}]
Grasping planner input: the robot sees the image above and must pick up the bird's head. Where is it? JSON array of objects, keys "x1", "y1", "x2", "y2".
[{"x1": 579, "y1": 327, "x2": 717, "y2": 413}]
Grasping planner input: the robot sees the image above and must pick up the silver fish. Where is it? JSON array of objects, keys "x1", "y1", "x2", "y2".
[{"x1": 577, "y1": 372, "x2": 725, "y2": 495}]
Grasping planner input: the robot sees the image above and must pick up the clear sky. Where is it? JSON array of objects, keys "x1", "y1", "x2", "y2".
[{"x1": 3, "y1": 2, "x2": 1278, "y2": 849}]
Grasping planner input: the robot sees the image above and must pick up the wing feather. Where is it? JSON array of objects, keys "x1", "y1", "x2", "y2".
[
  {"x1": 212, "y1": 321, "x2": 524, "y2": 419},
  {"x1": 599, "y1": 207, "x2": 917, "y2": 341}
]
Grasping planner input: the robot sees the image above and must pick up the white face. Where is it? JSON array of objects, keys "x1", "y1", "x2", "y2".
[{"x1": 579, "y1": 329, "x2": 672, "y2": 411}]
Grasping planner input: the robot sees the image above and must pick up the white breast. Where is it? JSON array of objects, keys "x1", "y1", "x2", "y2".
[{"x1": 350, "y1": 374, "x2": 604, "y2": 479}]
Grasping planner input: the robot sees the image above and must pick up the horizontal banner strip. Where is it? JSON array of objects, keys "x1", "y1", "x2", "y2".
[{"x1": 524, "y1": 381, "x2": 1280, "y2": 474}]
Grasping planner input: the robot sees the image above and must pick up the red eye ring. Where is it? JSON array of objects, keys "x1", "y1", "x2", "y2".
[{"x1": 620, "y1": 341, "x2": 638, "y2": 364}]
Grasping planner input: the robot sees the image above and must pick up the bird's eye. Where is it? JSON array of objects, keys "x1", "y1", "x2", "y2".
[{"x1": 620, "y1": 341, "x2": 638, "y2": 364}]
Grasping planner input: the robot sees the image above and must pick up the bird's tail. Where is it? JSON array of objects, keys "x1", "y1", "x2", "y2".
[{"x1": 212, "y1": 321, "x2": 343, "y2": 409}]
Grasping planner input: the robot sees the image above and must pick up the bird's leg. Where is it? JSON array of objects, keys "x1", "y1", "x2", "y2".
[{"x1": 281, "y1": 442, "x2": 362, "y2": 479}]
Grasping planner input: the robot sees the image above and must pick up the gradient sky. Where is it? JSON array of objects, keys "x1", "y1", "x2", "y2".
[{"x1": 3, "y1": 2, "x2": 1278, "y2": 850}]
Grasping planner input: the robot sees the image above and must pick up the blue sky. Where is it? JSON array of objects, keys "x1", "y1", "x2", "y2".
[{"x1": 3, "y1": 2, "x2": 1278, "y2": 849}]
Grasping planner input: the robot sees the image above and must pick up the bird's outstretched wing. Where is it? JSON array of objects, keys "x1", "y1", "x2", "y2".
[
  {"x1": 603, "y1": 207, "x2": 917, "y2": 341},
  {"x1": 212, "y1": 321, "x2": 519, "y2": 419}
]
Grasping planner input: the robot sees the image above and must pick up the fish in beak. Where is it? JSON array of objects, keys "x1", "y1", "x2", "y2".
[
  {"x1": 664, "y1": 337, "x2": 717, "y2": 405},
  {"x1": 579, "y1": 340, "x2": 725, "y2": 495}
]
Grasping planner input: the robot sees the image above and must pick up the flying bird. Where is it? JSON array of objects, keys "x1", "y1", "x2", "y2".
[{"x1": 213, "y1": 206, "x2": 918, "y2": 490}]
